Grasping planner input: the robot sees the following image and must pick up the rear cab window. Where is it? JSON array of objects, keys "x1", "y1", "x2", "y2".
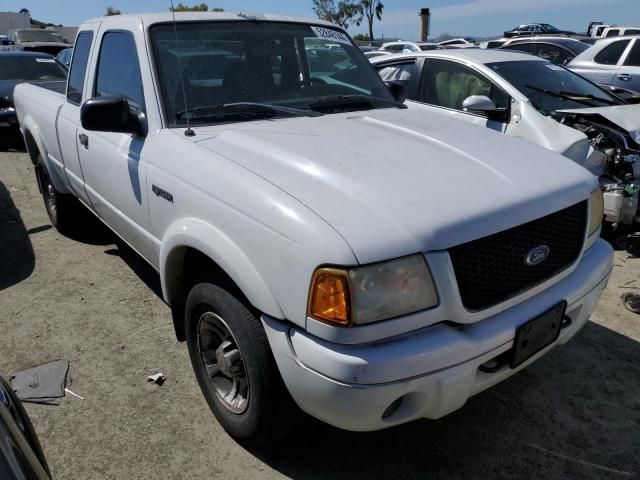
[{"x1": 67, "y1": 31, "x2": 93, "y2": 105}]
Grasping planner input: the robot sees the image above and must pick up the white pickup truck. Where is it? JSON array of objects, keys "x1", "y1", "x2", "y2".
[{"x1": 15, "y1": 12, "x2": 613, "y2": 445}]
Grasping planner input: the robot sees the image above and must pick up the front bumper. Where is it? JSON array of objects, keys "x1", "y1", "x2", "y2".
[{"x1": 263, "y1": 239, "x2": 613, "y2": 431}]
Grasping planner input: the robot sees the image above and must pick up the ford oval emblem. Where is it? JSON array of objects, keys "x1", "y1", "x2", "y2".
[{"x1": 524, "y1": 245, "x2": 550, "y2": 266}]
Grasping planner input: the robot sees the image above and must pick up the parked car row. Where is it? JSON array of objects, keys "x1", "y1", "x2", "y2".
[
  {"x1": 13, "y1": 12, "x2": 614, "y2": 447},
  {"x1": 362, "y1": 38, "x2": 478, "y2": 58}
]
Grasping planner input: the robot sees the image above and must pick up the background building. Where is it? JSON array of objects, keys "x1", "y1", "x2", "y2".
[{"x1": 0, "y1": 11, "x2": 31, "y2": 35}]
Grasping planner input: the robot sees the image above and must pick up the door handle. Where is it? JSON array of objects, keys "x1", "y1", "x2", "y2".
[
  {"x1": 617, "y1": 73, "x2": 631, "y2": 81},
  {"x1": 78, "y1": 133, "x2": 89, "y2": 148}
]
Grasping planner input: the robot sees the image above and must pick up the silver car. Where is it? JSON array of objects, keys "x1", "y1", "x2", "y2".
[{"x1": 568, "y1": 36, "x2": 640, "y2": 93}]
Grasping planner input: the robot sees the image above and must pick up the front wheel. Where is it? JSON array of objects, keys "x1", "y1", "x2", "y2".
[{"x1": 185, "y1": 283, "x2": 294, "y2": 445}]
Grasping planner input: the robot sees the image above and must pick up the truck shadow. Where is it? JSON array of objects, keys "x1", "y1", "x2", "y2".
[
  {"x1": 61, "y1": 208, "x2": 115, "y2": 246},
  {"x1": 0, "y1": 180, "x2": 35, "y2": 290},
  {"x1": 104, "y1": 240, "x2": 163, "y2": 299},
  {"x1": 252, "y1": 322, "x2": 640, "y2": 479}
]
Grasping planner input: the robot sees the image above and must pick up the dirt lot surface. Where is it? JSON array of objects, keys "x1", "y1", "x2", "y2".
[{"x1": 1, "y1": 148, "x2": 639, "y2": 480}]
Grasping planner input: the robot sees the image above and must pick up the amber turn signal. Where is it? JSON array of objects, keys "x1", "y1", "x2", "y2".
[{"x1": 307, "y1": 268, "x2": 351, "y2": 326}]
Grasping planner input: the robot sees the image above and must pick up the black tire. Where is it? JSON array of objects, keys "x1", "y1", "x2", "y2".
[
  {"x1": 185, "y1": 283, "x2": 294, "y2": 445},
  {"x1": 36, "y1": 157, "x2": 79, "y2": 234}
]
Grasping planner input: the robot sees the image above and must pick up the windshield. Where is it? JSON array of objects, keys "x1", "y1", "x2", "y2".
[
  {"x1": 15, "y1": 30, "x2": 64, "y2": 43},
  {"x1": 150, "y1": 21, "x2": 395, "y2": 127},
  {"x1": 486, "y1": 60, "x2": 622, "y2": 112},
  {"x1": 540, "y1": 24, "x2": 559, "y2": 31},
  {"x1": 0, "y1": 56, "x2": 67, "y2": 81}
]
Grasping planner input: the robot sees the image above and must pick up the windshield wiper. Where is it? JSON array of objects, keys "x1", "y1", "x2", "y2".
[
  {"x1": 175, "y1": 102, "x2": 322, "y2": 120},
  {"x1": 524, "y1": 85, "x2": 609, "y2": 107},
  {"x1": 307, "y1": 94, "x2": 407, "y2": 112}
]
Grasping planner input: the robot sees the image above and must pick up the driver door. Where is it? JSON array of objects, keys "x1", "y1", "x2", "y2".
[{"x1": 77, "y1": 28, "x2": 155, "y2": 263}]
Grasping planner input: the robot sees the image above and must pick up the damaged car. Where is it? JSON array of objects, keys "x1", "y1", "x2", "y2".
[{"x1": 371, "y1": 49, "x2": 640, "y2": 228}]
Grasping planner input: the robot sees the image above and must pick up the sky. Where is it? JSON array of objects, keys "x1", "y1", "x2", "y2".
[{"x1": 2, "y1": 0, "x2": 640, "y2": 39}]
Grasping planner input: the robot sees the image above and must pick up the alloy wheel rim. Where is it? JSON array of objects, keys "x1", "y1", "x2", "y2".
[
  {"x1": 43, "y1": 173, "x2": 57, "y2": 222},
  {"x1": 197, "y1": 311, "x2": 249, "y2": 414}
]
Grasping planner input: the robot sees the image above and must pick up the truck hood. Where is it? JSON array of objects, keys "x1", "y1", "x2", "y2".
[
  {"x1": 189, "y1": 108, "x2": 596, "y2": 263},
  {"x1": 558, "y1": 104, "x2": 640, "y2": 137}
]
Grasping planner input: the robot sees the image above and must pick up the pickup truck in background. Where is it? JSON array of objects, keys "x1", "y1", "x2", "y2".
[
  {"x1": 6, "y1": 29, "x2": 69, "y2": 56},
  {"x1": 15, "y1": 12, "x2": 613, "y2": 445}
]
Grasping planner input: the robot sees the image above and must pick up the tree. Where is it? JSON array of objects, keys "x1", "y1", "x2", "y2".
[
  {"x1": 352, "y1": 33, "x2": 370, "y2": 41},
  {"x1": 312, "y1": 0, "x2": 362, "y2": 29},
  {"x1": 106, "y1": 7, "x2": 121, "y2": 15},
  {"x1": 360, "y1": 0, "x2": 383, "y2": 41},
  {"x1": 170, "y1": 3, "x2": 223, "y2": 12}
]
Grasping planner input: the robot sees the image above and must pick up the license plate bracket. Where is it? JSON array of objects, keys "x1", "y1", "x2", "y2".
[{"x1": 511, "y1": 301, "x2": 566, "y2": 368}]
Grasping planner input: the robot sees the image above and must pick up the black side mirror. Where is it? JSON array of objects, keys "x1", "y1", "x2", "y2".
[
  {"x1": 81, "y1": 96, "x2": 147, "y2": 137},
  {"x1": 385, "y1": 81, "x2": 407, "y2": 103}
]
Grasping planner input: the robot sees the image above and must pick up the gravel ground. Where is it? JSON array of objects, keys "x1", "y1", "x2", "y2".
[{"x1": 1, "y1": 147, "x2": 639, "y2": 480}]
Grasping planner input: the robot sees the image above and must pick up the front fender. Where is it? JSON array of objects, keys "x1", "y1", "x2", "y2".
[{"x1": 160, "y1": 217, "x2": 285, "y2": 319}]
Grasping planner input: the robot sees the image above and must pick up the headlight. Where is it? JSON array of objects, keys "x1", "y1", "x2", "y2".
[
  {"x1": 307, "y1": 254, "x2": 438, "y2": 327},
  {"x1": 588, "y1": 189, "x2": 604, "y2": 236},
  {"x1": 630, "y1": 130, "x2": 640, "y2": 146}
]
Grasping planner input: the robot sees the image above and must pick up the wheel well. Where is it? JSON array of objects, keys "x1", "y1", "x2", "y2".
[
  {"x1": 23, "y1": 131, "x2": 40, "y2": 165},
  {"x1": 167, "y1": 247, "x2": 251, "y2": 341}
]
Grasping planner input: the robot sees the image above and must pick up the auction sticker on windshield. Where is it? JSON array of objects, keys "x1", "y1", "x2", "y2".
[{"x1": 311, "y1": 26, "x2": 351, "y2": 45}]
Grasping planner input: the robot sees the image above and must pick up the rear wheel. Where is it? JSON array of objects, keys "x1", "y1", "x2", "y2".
[
  {"x1": 185, "y1": 282, "x2": 293, "y2": 445},
  {"x1": 37, "y1": 157, "x2": 79, "y2": 234}
]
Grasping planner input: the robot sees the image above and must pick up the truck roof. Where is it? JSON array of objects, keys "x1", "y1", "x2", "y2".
[{"x1": 83, "y1": 11, "x2": 337, "y2": 29}]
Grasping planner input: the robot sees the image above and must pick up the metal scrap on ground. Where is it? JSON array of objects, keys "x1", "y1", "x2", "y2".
[{"x1": 11, "y1": 359, "x2": 69, "y2": 403}]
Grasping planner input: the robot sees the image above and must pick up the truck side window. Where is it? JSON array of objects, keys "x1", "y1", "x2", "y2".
[
  {"x1": 94, "y1": 31, "x2": 144, "y2": 112},
  {"x1": 594, "y1": 39, "x2": 630, "y2": 65},
  {"x1": 66, "y1": 31, "x2": 93, "y2": 105}
]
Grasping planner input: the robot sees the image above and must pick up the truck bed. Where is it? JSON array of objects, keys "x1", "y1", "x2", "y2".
[{"x1": 14, "y1": 82, "x2": 67, "y2": 187}]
